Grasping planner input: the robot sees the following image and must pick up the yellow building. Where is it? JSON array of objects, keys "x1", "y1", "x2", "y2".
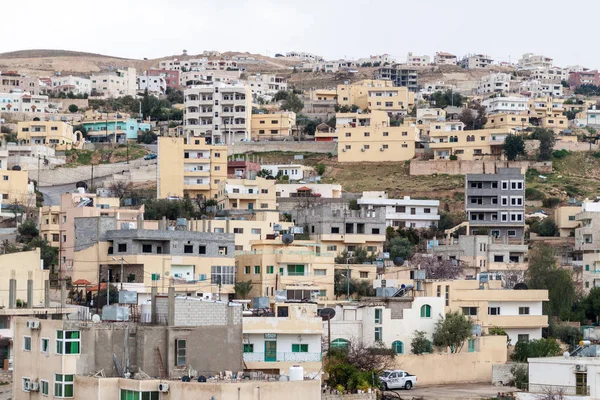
[
  {"x1": 0, "y1": 169, "x2": 34, "y2": 208},
  {"x1": 527, "y1": 96, "x2": 568, "y2": 132},
  {"x1": 250, "y1": 111, "x2": 296, "y2": 140},
  {"x1": 337, "y1": 79, "x2": 414, "y2": 114},
  {"x1": 39, "y1": 205, "x2": 61, "y2": 247},
  {"x1": 555, "y1": 206, "x2": 581, "y2": 237},
  {"x1": 429, "y1": 127, "x2": 514, "y2": 160},
  {"x1": 17, "y1": 120, "x2": 78, "y2": 151},
  {"x1": 217, "y1": 177, "x2": 277, "y2": 211},
  {"x1": 486, "y1": 113, "x2": 531, "y2": 131},
  {"x1": 236, "y1": 239, "x2": 335, "y2": 301},
  {"x1": 312, "y1": 89, "x2": 337, "y2": 101},
  {"x1": 337, "y1": 110, "x2": 418, "y2": 162},
  {"x1": 158, "y1": 136, "x2": 227, "y2": 200}
]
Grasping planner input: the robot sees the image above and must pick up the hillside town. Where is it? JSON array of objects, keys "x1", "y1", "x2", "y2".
[{"x1": 4, "y1": 17, "x2": 600, "y2": 400}]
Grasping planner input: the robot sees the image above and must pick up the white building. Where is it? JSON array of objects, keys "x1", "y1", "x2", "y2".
[
  {"x1": 261, "y1": 164, "x2": 312, "y2": 181},
  {"x1": 482, "y1": 96, "x2": 529, "y2": 114},
  {"x1": 356, "y1": 54, "x2": 395, "y2": 65},
  {"x1": 459, "y1": 54, "x2": 493, "y2": 69},
  {"x1": 434, "y1": 52, "x2": 457, "y2": 65},
  {"x1": 247, "y1": 74, "x2": 288, "y2": 99},
  {"x1": 520, "y1": 80, "x2": 563, "y2": 98},
  {"x1": 284, "y1": 52, "x2": 324, "y2": 62},
  {"x1": 159, "y1": 58, "x2": 209, "y2": 71},
  {"x1": 420, "y1": 81, "x2": 456, "y2": 96},
  {"x1": 575, "y1": 107, "x2": 600, "y2": 127},
  {"x1": 357, "y1": 191, "x2": 440, "y2": 228},
  {"x1": 406, "y1": 52, "x2": 430, "y2": 67},
  {"x1": 90, "y1": 67, "x2": 137, "y2": 98},
  {"x1": 275, "y1": 184, "x2": 342, "y2": 199},
  {"x1": 477, "y1": 73, "x2": 511, "y2": 94},
  {"x1": 0, "y1": 92, "x2": 49, "y2": 113},
  {"x1": 529, "y1": 66, "x2": 567, "y2": 82},
  {"x1": 179, "y1": 70, "x2": 241, "y2": 87},
  {"x1": 137, "y1": 74, "x2": 166, "y2": 95},
  {"x1": 517, "y1": 53, "x2": 553, "y2": 69},
  {"x1": 50, "y1": 76, "x2": 91, "y2": 96}
]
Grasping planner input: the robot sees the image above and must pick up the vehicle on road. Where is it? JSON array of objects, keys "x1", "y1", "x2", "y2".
[
  {"x1": 380, "y1": 370, "x2": 417, "y2": 390},
  {"x1": 166, "y1": 196, "x2": 181, "y2": 201},
  {"x1": 144, "y1": 153, "x2": 157, "y2": 160}
]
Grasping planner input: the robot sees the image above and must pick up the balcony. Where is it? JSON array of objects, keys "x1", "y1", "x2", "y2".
[
  {"x1": 487, "y1": 314, "x2": 548, "y2": 329},
  {"x1": 225, "y1": 191, "x2": 258, "y2": 199},
  {"x1": 243, "y1": 352, "x2": 321, "y2": 363},
  {"x1": 455, "y1": 289, "x2": 548, "y2": 302}
]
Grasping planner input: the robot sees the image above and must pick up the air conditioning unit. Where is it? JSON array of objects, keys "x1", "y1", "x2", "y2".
[
  {"x1": 27, "y1": 321, "x2": 40, "y2": 329},
  {"x1": 158, "y1": 383, "x2": 170, "y2": 392},
  {"x1": 29, "y1": 382, "x2": 40, "y2": 392},
  {"x1": 576, "y1": 364, "x2": 587, "y2": 372},
  {"x1": 24, "y1": 381, "x2": 31, "y2": 391}
]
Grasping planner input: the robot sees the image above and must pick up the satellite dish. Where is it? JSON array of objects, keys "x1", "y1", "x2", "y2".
[
  {"x1": 319, "y1": 308, "x2": 336, "y2": 321},
  {"x1": 91, "y1": 314, "x2": 101, "y2": 323},
  {"x1": 164, "y1": 271, "x2": 170, "y2": 277},
  {"x1": 514, "y1": 283, "x2": 528, "y2": 290},
  {"x1": 181, "y1": 376, "x2": 191, "y2": 382},
  {"x1": 282, "y1": 234, "x2": 294, "y2": 245},
  {"x1": 393, "y1": 257, "x2": 404, "y2": 266},
  {"x1": 198, "y1": 376, "x2": 206, "y2": 382}
]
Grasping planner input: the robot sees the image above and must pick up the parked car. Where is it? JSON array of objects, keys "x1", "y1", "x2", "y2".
[
  {"x1": 380, "y1": 370, "x2": 417, "y2": 390},
  {"x1": 166, "y1": 196, "x2": 181, "y2": 201},
  {"x1": 144, "y1": 153, "x2": 157, "y2": 160}
]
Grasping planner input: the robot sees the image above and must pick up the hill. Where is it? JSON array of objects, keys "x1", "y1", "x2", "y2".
[{"x1": 0, "y1": 49, "x2": 129, "y2": 59}]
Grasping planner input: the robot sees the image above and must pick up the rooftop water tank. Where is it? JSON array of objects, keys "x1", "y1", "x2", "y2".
[{"x1": 289, "y1": 365, "x2": 303, "y2": 382}]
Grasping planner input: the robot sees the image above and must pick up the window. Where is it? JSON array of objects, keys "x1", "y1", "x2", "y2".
[
  {"x1": 488, "y1": 307, "x2": 501, "y2": 315},
  {"x1": 41, "y1": 380, "x2": 49, "y2": 396},
  {"x1": 445, "y1": 285, "x2": 450, "y2": 306},
  {"x1": 233, "y1": 228, "x2": 244, "y2": 234},
  {"x1": 569, "y1": 216, "x2": 576, "y2": 221},
  {"x1": 345, "y1": 132, "x2": 351, "y2": 137},
  {"x1": 372, "y1": 228, "x2": 380, "y2": 234},
  {"x1": 211, "y1": 266, "x2": 235, "y2": 285},
  {"x1": 374, "y1": 327, "x2": 383, "y2": 342},
  {"x1": 244, "y1": 266, "x2": 250, "y2": 274},
  {"x1": 364, "y1": 132, "x2": 370, "y2": 137},
  {"x1": 198, "y1": 245, "x2": 206, "y2": 255},
  {"x1": 360, "y1": 271, "x2": 369, "y2": 278},
  {"x1": 518, "y1": 307, "x2": 530, "y2": 315},
  {"x1": 462, "y1": 307, "x2": 478, "y2": 316},
  {"x1": 501, "y1": 196, "x2": 508, "y2": 206},
  {"x1": 383, "y1": 132, "x2": 389, "y2": 137},
  {"x1": 267, "y1": 266, "x2": 274, "y2": 274},
  {"x1": 508, "y1": 230, "x2": 517, "y2": 237},
  {"x1": 23, "y1": 336, "x2": 31, "y2": 351},
  {"x1": 176, "y1": 339, "x2": 186, "y2": 366},
  {"x1": 287, "y1": 265, "x2": 305, "y2": 276},
  {"x1": 251, "y1": 228, "x2": 262, "y2": 234},
  {"x1": 511, "y1": 181, "x2": 524, "y2": 190},
  {"x1": 517, "y1": 334, "x2": 529, "y2": 342},
  {"x1": 54, "y1": 374, "x2": 74, "y2": 398},
  {"x1": 331, "y1": 338, "x2": 350, "y2": 349},
  {"x1": 2, "y1": 176, "x2": 7, "y2": 181},
  {"x1": 243, "y1": 344, "x2": 254, "y2": 353},
  {"x1": 23, "y1": 377, "x2": 31, "y2": 392},
  {"x1": 142, "y1": 244, "x2": 152, "y2": 253},
  {"x1": 501, "y1": 181, "x2": 508, "y2": 190},
  {"x1": 392, "y1": 340, "x2": 404, "y2": 354},
  {"x1": 254, "y1": 265, "x2": 261, "y2": 274},
  {"x1": 120, "y1": 390, "x2": 159, "y2": 400},
  {"x1": 218, "y1": 246, "x2": 228, "y2": 255},
  {"x1": 314, "y1": 269, "x2": 326, "y2": 276},
  {"x1": 494, "y1": 255, "x2": 504, "y2": 262},
  {"x1": 327, "y1": 245, "x2": 337, "y2": 251},
  {"x1": 292, "y1": 344, "x2": 308, "y2": 352},
  {"x1": 420, "y1": 304, "x2": 432, "y2": 318},
  {"x1": 468, "y1": 339, "x2": 475, "y2": 352},
  {"x1": 184, "y1": 245, "x2": 193, "y2": 254},
  {"x1": 331, "y1": 227, "x2": 340, "y2": 234},
  {"x1": 375, "y1": 308, "x2": 382, "y2": 324},
  {"x1": 118, "y1": 243, "x2": 127, "y2": 252},
  {"x1": 56, "y1": 331, "x2": 80, "y2": 354},
  {"x1": 41, "y1": 337, "x2": 49, "y2": 353}
]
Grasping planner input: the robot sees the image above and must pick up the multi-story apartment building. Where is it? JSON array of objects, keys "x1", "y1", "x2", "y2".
[
  {"x1": 337, "y1": 110, "x2": 418, "y2": 162},
  {"x1": 50, "y1": 75, "x2": 91, "y2": 96},
  {"x1": 477, "y1": 73, "x2": 511, "y2": 94},
  {"x1": 90, "y1": 67, "x2": 137, "y2": 97},
  {"x1": 247, "y1": 73, "x2": 288, "y2": 99},
  {"x1": 184, "y1": 81, "x2": 251, "y2": 144},
  {"x1": 421, "y1": 279, "x2": 548, "y2": 344},
  {"x1": 529, "y1": 66, "x2": 567, "y2": 82},
  {"x1": 158, "y1": 136, "x2": 227, "y2": 200},
  {"x1": 179, "y1": 69, "x2": 241, "y2": 87},
  {"x1": 243, "y1": 302, "x2": 322, "y2": 374},
  {"x1": 236, "y1": 238, "x2": 335, "y2": 300},
  {"x1": 465, "y1": 168, "x2": 525, "y2": 238},
  {"x1": 284, "y1": 51, "x2": 324, "y2": 62},
  {"x1": 159, "y1": 57, "x2": 209, "y2": 71},
  {"x1": 17, "y1": 120, "x2": 77, "y2": 151},
  {"x1": 356, "y1": 53, "x2": 395, "y2": 65},
  {"x1": 0, "y1": 71, "x2": 40, "y2": 95},
  {"x1": 555, "y1": 205, "x2": 581, "y2": 237},
  {"x1": 216, "y1": 177, "x2": 276, "y2": 211},
  {"x1": 250, "y1": 111, "x2": 296, "y2": 140},
  {"x1": 136, "y1": 73, "x2": 166, "y2": 95},
  {"x1": 291, "y1": 203, "x2": 387, "y2": 255},
  {"x1": 81, "y1": 114, "x2": 151, "y2": 143},
  {"x1": 416, "y1": 107, "x2": 446, "y2": 124},
  {"x1": 144, "y1": 69, "x2": 180, "y2": 89},
  {"x1": 337, "y1": 79, "x2": 414, "y2": 114},
  {"x1": 486, "y1": 113, "x2": 531, "y2": 131},
  {"x1": 459, "y1": 54, "x2": 493, "y2": 69},
  {"x1": 575, "y1": 106, "x2": 600, "y2": 128},
  {"x1": 406, "y1": 52, "x2": 430, "y2": 66},
  {"x1": 373, "y1": 65, "x2": 419, "y2": 92},
  {"x1": 357, "y1": 191, "x2": 440, "y2": 228},
  {"x1": 0, "y1": 92, "x2": 48, "y2": 114},
  {"x1": 569, "y1": 70, "x2": 600, "y2": 89},
  {"x1": 429, "y1": 127, "x2": 513, "y2": 160},
  {"x1": 0, "y1": 148, "x2": 34, "y2": 208},
  {"x1": 518, "y1": 53, "x2": 553, "y2": 69},
  {"x1": 261, "y1": 164, "x2": 313, "y2": 181},
  {"x1": 434, "y1": 52, "x2": 457, "y2": 65},
  {"x1": 482, "y1": 96, "x2": 529, "y2": 114},
  {"x1": 574, "y1": 202, "x2": 600, "y2": 290},
  {"x1": 519, "y1": 80, "x2": 564, "y2": 98}
]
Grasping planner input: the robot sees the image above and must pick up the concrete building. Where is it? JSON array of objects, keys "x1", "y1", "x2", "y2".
[
  {"x1": 459, "y1": 54, "x2": 493, "y2": 69},
  {"x1": 136, "y1": 73, "x2": 166, "y2": 96},
  {"x1": 250, "y1": 111, "x2": 296, "y2": 140},
  {"x1": 159, "y1": 57, "x2": 209, "y2": 71},
  {"x1": 179, "y1": 69, "x2": 241, "y2": 87},
  {"x1": 0, "y1": 71, "x2": 40, "y2": 95},
  {"x1": 72, "y1": 216, "x2": 236, "y2": 299},
  {"x1": 337, "y1": 79, "x2": 414, "y2": 115},
  {"x1": 144, "y1": 69, "x2": 180, "y2": 89},
  {"x1": 485, "y1": 114, "x2": 530, "y2": 131},
  {"x1": 406, "y1": 52, "x2": 430, "y2": 66},
  {"x1": 261, "y1": 164, "x2": 313, "y2": 181},
  {"x1": 284, "y1": 51, "x2": 323, "y2": 62},
  {"x1": 216, "y1": 177, "x2": 276, "y2": 211},
  {"x1": 574, "y1": 202, "x2": 600, "y2": 291},
  {"x1": 337, "y1": 110, "x2": 418, "y2": 163},
  {"x1": 50, "y1": 75, "x2": 91, "y2": 96},
  {"x1": 569, "y1": 70, "x2": 600, "y2": 89},
  {"x1": 357, "y1": 191, "x2": 440, "y2": 229},
  {"x1": 465, "y1": 168, "x2": 525, "y2": 238},
  {"x1": 520, "y1": 80, "x2": 564, "y2": 98},
  {"x1": 90, "y1": 68, "x2": 137, "y2": 98},
  {"x1": 275, "y1": 184, "x2": 342, "y2": 199},
  {"x1": 428, "y1": 127, "x2": 512, "y2": 160},
  {"x1": 0, "y1": 155, "x2": 34, "y2": 208},
  {"x1": 555, "y1": 205, "x2": 581, "y2": 237},
  {"x1": 477, "y1": 73, "x2": 511, "y2": 94},
  {"x1": 0, "y1": 92, "x2": 48, "y2": 114},
  {"x1": 434, "y1": 52, "x2": 457, "y2": 65},
  {"x1": 291, "y1": 203, "x2": 387, "y2": 255},
  {"x1": 158, "y1": 136, "x2": 227, "y2": 200},
  {"x1": 243, "y1": 302, "x2": 322, "y2": 374},
  {"x1": 529, "y1": 66, "x2": 567, "y2": 82},
  {"x1": 246, "y1": 73, "x2": 288, "y2": 99},
  {"x1": 518, "y1": 53, "x2": 554, "y2": 69},
  {"x1": 482, "y1": 96, "x2": 529, "y2": 114},
  {"x1": 184, "y1": 81, "x2": 251, "y2": 144},
  {"x1": 81, "y1": 114, "x2": 151, "y2": 143},
  {"x1": 17, "y1": 120, "x2": 78, "y2": 151},
  {"x1": 373, "y1": 65, "x2": 419, "y2": 92},
  {"x1": 236, "y1": 239, "x2": 335, "y2": 301}
]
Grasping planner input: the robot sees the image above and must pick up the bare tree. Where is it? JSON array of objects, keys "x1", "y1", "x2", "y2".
[
  {"x1": 109, "y1": 181, "x2": 132, "y2": 200},
  {"x1": 410, "y1": 254, "x2": 462, "y2": 279}
]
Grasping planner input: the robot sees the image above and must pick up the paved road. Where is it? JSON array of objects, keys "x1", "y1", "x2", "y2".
[
  {"x1": 385, "y1": 384, "x2": 515, "y2": 400},
  {"x1": 39, "y1": 173, "x2": 116, "y2": 206}
]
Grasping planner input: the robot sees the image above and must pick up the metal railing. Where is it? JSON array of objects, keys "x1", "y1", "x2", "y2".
[
  {"x1": 243, "y1": 352, "x2": 322, "y2": 363},
  {"x1": 527, "y1": 383, "x2": 590, "y2": 396}
]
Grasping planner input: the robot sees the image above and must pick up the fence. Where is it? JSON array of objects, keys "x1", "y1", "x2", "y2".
[{"x1": 527, "y1": 383, "x2": 589, "y2": 396}]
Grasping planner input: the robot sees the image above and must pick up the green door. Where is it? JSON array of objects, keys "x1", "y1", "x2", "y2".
[
  {"x1": 248, "y1": 203, "x2": 254, "y2": 210},
  {"x1": 264, "y1": 341, "x2": 277, "y2": 362}
]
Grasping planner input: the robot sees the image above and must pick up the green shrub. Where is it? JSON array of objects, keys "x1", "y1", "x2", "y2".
[
  {"x1": 509, "y1": 364, "x2": 528, "y2": 390},
  {"x1": 449, "y1": 155, "x2": 458, "y2": 160},
  {"x1": 511, "y1": 338, "x2": 561, "y2": 362},
  {"x1": 314, "y1": 163, "x2": 326, "y2": 176},
  {"x1": 542, "y1": 197, "x2": 560, "y2": 208},
  {"x1": 525, "y1": 188, "x2": 546, "y2": 201},
  {"x1": 552, "y1": 324, "x2": 582, "y2": 351},
  {"x1": 552, "y1": 149, "x2": 570, "y2": 159}
]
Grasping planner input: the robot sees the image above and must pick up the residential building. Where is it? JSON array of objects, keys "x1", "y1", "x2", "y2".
[
  {"x1": 0, "y1": 157, "x2": 34, "y2": 208},
  {"x1": 227, "y1": 158, "x2": 260, "y2": 178},
  {"x1": 136, "y1": 73, "x2": 166, "y2": 95},
  {"x1": 250, "y1": 111, "x2": 296, "y2": 140},
  {"x1": 144, "y1": 69, "x2": 180, "y2": 89},
  {"x1": 429, "y1": 235, "x2": 528, "y2": 278},
  {"x1": 465, "y1": 168, "x2": 526, "y2": 238},
  {"x1": 243, "y1": 302, "x2": 322, "y2": 374},
  {"x1": 482, "y1": 96, "x2": 529, "y2": 114},
  {"x1": 39, "y1": 205, "x2": 61, "y2": 247},
  {"x1": 217, "y1": 177, "x2": 277, "y2": 211},
  {"x1": 434, "y1": 52, "x2": 457, "y2": 65},
  {"x1": 486, "y1": 113, "x2": 531, "y2": 131},
  {"x1": 247, "y1": 73, "x2": 288, "y2": 99},
  {"x1": 261, "y1": 164, "x2": 313, "y2": 181},
  {"x1": 569, "y1": 70, "x2": 600, "y2": 89},
  {"x1": 90, "y1": 67, "x2": 137, "y2": 97},
  {"x1": 459, "y1": 54, "x2": 493, "y2": 69},
  {"x1": 428, "y1": 127, "x2": 513, "y2": 160},
  {"x1": 356, "y1": 54, "x2": 395, "y2": 65},
  {"x1": 519, "y1": 80, "x2": 563, "y2": 98},
  {"x1": 50, "y1": 75, "x2": 91, "y2": 96},
  {"x1": 312, "y1": 89, "x2": 337, "y2": 102},
  {"x1": 159, "y1": 57, "x2": 209, "y2": 71},
  {"x1": 337, "y1": 110, "x2": 418, "y2": 163},
  {"x1": 236, "y1": 238, "x2": 335, "y2": 301},
  {"x1": 420, "y1": 279, "x2": 548, "y2": 344},
  {"x1": 275, "y1": 184, "x2": 342, "y2": 198},
  {"x1": 0, "y1": 71, "x2": 40, "y2": 95},
  {"x1": 157, "y1": 136, "x2": 227, "y2": 200},
  {"x1": 420, "y1": 81, "x2": 457, "y2": 96},
  {"x1": 518, "y1": 53, "x2": 554, "y2": 69},
  {"x1": 575, "y1": 106, "x2": 600, "y2": 128},
  {"x1": 574, "y1": 201, "x2": 600, "y2": 290},
  {"x1": 357, "y1": 191, "x2": 440, "y2": 228},
  {"x1": 527, "y1": 96, "x2": 568, "y2": 131},
  {"x1": 184, "y1": 81, "x2": 251, "y2": 144},
  {"x1": 72, "y1": 215, "x2": 236, "y2": 299},
  {"x1": 179, "y1": 69, "x2": 241, "y2": 87},
  {"x1": 529, "y1": 66, "x2": 567, "y2": 82},
  {"x1": 81, "y1": 114, "x2": 151, "y2": 143},
  {"x1": 555, "y1": 205, "x2": 581, "y2": 237},
  {"x1": 406, "y1": 52, "x2": 430, "y2": 66},
  {"x1": 291, "y1": 203, "x2": 387, "y2": 255},
  {"x1": 311, "y1": 59, "x2": 360, "y2": 73},
  {"x1": 17, "y1": 120, "x2": 77, "y2": 151},
  {"x1": 0, "y1": 92, "x2": 48, "y2": 114},
  {"x1": 477, "y1": 73, "x2": 511, "y2": 94},
  {"x1": 416, "y1": 107, "x2": 446, "y2": 124},
  {"x1": 314, "y1": 122, "x2": 336, "y2": 142},
  {"x1": 373, "y1": 65, "x2": 419, "y2": 92},
  {"x1": 284, "y1": 51, "x2": 324, "y2": 62}
]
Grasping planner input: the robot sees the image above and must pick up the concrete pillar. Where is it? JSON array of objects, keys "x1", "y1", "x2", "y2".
[
  {"x1": 151, "y1": 286, "x2": 157, "y2": 324},
  {"x1": 60, "y1": 280, "x2": 66, "y2": 308},
  {"x1": 167, "y1": 287, "x2": 175, "y2": 326},
  {"x1": 27, "y1": 279, "x2": 33, "y2": 309},
  {"x1": 162, "y1": 216, "x2": 167, "y2": 230},
  {"x1": 137, "y1": 214, "x2": 143, "y2": 230},
  {"x1": 8, "y1": 279, "x2": 16, "y2": 309},
  {"x1": 44, "y1": 280, "x2": 50, "y2": 308}
]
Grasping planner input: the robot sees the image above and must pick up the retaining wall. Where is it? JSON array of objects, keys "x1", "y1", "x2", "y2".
[
  {"x1": 229, "y1": 141, "x2": 336, "y2": 155},
  {"x1": 409, "y1": 160, "x2": 553, "y2": 176},
  {"x1": 492, "y1": 363, "x2": 527, "y2": 385}
]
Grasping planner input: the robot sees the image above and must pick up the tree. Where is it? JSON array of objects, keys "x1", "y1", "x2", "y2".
[
  {"x1": 431, "y1": 90, "x2": 464, "y2": 108},
  {"x1": 96, "y1": 283, "x2": 120, "y2": 308},
  {"x1": 510, "y1": 364, "x2": 529, "y2": 390},
  {"x1": 526, "y1": 243, "x2": 575, "y2": 318},
  {"x1": 581, "y1": 287, "x2": 600, "y2": 322},
  {"x1": 551, "y1": 324, "x2": 582, "y2": 351},
  {"x1": 459, "y1": 103, "x2": 488, "y2": 130},
  {"x1": 17, "y1": 220, "x2": 39, "y2": 243},
  {"x1": 335, "y1": 246, "x2": 376, "y2": 264},
  {"x1": 314, "y1": 163, "x2": 326, "y2": 176},
  {"x1": 165, "y1": 88, "x2": 184, "y2": 104},
  {"x1": 348, "y1": 199, "x2": 360, "y2": 210},
  {"x1": 410, "y1": 254, "x2": 462, "y2": 280},
  {"x1": 257, "y1": 169, "x2": 272, "y2": 178},
  {"x1": 273, "y1": 90, "x2": 289, "y2": 102},
  {"x1": 387, "y1": 237, "x2": 413, "y2": 261},
  {"x1": 138, "y1": 131, "x2": 157, "y2": 144},
  {"x1": 530, "y1": 128, "x2": 556, "y2": 161},
  {"x1": 411, "y1": 330, "x2": 432, "y2": 355},
  {"x1": 109, "y1": 181, "x2": 132, "y2": 200},
  {"x1": 432, "y1": 311, "x2": 473, "y2": 353},
  {"x1": 281, "y1": 93, "x2": 304, "y2": 114},
  {"x1": 234, "y1": 280, "x2": 253, "y2": 299},
  {"x1": 503, "y1": 134, "x2": 526, "y2": 161},
  {"x1": 511, "y1": 338, "x2": 561, "y2": 362},
  {"x1": 529, "y1": 218, "x2": 558, "y2": 237},
  {"x1": 68, "y1": 104, "x2": 79, "y2": 113}
]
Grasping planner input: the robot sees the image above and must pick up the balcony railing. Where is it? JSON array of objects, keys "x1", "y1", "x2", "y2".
[
  {"x1": 243, "y1": 352, "x2": 322, "y2": 363},
  {"x1": 527, "y1": 383, "x2": 589, "y2": 396}
]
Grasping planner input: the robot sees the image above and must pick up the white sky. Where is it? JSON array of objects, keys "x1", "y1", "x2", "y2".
[{"x1": 0, "y1": 0, "x2": 597, "y2": 68}]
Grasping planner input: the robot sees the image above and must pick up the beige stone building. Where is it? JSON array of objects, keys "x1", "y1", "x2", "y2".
[
  {"x1": 216, "y1": 177, "x2": 277, "y2": 211},
  {"x1": 337, "y1": 79, "x2": 414, "y2": 115},
  {"x1": 90, "y1": 67, "x2": 137, "y2": 97},
  {"x1": 157, "y1": 136, "x2": 227, "y2": 200},
  {"x1": 0, "y1": 166, "x2": 34, "y2": 209},
  {"x1": 17, "y1": 121, "x2": 79, "y2": 151},
  {"x1": 429, "y1": 127, "x2": 513, "y2": 160},
  {"x1": 555, "y1": 206, "x2": 581, "y2": 237},
  {"x1": 250, "y1": 111, "x2": 296, "y2": 140},
  {"x1": 0, "y1": 72, "x2": 40, "y2": 95}
]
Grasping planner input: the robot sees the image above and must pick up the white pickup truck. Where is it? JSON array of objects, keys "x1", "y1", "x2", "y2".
[{"x1": 380, "y1": 369, "x2": 417, "y2": 390}]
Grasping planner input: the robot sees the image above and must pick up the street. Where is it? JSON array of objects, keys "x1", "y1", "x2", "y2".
[{"x1": 384, "y1": 384, "x2": 515, "y2": 400}]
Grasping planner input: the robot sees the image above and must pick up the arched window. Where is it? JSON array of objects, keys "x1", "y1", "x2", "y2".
[
  {"x1": 420, "y1": 304, "x2": 432, "y2": 318},
  {"x1": 449, "y1": 136, "x2": 454, "y2": 143},
  {"x1": 470, "y1": 135, "x2": 475, "y2": 142},
  {"x1": 454, "y1": 136, "x2": 459, "y2": 142},
  {"x1": 392, "y1": 340, "x2": 404, "y2": 354},
  {"x1": 331, "y1": 338, "x2": 350, "y2": 349}
]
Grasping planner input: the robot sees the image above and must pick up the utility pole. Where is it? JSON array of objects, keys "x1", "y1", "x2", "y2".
[
  {"x1": 107, "y1": 268, "x2": 111, "y2": 307},
  {"x1": 37, "y1": 155, "x2": 41, "y2": 187},
  {"x1": 91, "y1": 163, "x2": 94, "y2": 189},
  {"x1": 119, "y1": 257, "x2": 124, "y2": 290},
  {"x1": 346, "y1": 263, "x2": 350, "y2": 301}
]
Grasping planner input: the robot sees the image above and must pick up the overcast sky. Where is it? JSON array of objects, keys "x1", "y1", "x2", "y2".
[{"x1": 0, "y1": 0, "x2": 597, "y2": 68}]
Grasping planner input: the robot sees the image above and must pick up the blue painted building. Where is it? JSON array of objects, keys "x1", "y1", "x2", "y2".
[{"x1": 82, "y1": 118, "x2": 152, "y2": 142}]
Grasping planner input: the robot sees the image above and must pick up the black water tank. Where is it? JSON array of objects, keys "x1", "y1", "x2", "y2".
[
  {"x1": 198, "y1": 376, "x2": 206, "y2": 383},
  {"x1": 11, "y1": 165, "x2": 21, "y2": 171},
  {"x1": 181, "y1": 376, "x2": 191, "y2": 382}
]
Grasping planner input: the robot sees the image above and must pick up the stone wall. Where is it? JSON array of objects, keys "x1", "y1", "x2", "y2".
[
  {"x1": 409, "y1": 160, "x2": 553, "y2": 176},
  {"x1": 322, "y1": 393, "x2": 376, "y2": 400},
  {"x1": 229, "y1": 141, "x2": 336, "y2": 155},
  {"x1": 1, "y1": 112, "x2": 83, "y2": 123},
  {"x1": 492, "y1": 363, "x2": 527, "y2": 385}
]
